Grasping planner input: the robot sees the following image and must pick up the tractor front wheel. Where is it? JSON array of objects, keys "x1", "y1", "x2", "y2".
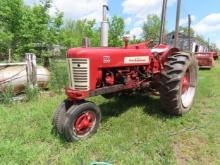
[
  {"x1": 159, "y1": 52, "x2": 198, "y2": 115},
  {"x1": 63, "y1": 101, "x2": 101, "y2": 142},
  {"x1": 52, "y1": 99, "x2": 73, "y2": 134}
]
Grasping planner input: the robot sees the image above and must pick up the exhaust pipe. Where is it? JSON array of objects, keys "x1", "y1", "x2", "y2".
[{"x1": 101, "y1": 4, "x2": 109, "y2": 47}]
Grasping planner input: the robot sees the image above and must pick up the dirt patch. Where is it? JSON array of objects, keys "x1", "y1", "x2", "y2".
[
  {"x1": 172, "y1": 133, "x2": 211, "y2": 165},
  {"x1": 173, "y1": 141, "x2": 189, "y2": 165}
]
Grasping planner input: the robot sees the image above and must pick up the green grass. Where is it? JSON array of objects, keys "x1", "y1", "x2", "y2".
[{"x1": 0, "y1": 60, "x2": 220, "y2": 164}]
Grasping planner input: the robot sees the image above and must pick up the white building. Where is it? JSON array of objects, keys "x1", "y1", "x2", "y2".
[{"x1": 166, "y1": 32, "x2": 208, "y2": 53}]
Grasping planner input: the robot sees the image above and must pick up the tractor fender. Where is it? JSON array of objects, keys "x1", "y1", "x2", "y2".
[{"x1": 161, "y1": 47, "x2": 180, "y2": 64}]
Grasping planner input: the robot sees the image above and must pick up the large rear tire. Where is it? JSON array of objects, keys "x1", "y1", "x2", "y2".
[{"x1": 159, "y1": 52, "x2": 198, "y2": 115}]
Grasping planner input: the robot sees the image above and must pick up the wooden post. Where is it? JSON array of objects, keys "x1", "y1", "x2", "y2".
[
  {"x1": 26, "y1": 53, "x2": 32, "y2": 88},
  {"x1": 31, "y1": 54, "x2": 37, "y2": 87},
  {"x1": 25, "y1": 53, "x2": 37, "y2": 88},
  {"x1": 8, "y1": 48, "x2": 12, "y2": 63},
  {"x1": 82, "y1": 37, "x2": 90, "y2": 48}
]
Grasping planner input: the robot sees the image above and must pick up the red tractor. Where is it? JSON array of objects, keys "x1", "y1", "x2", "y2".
[
  {"x1": 212, "y1": 51, "x2": 218, "y2": 60},
  {"x1": 195, "y1": 52, "x2": 215, "y2": 69},
  {"x1": 52, "y1": 1, "x2": 198, "y2": 142}
]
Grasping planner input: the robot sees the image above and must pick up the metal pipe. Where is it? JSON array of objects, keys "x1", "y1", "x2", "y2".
[
  {"x1": 102, "y1": 4, "x2": 108, "y2": 21},
  {"x1": 174, "y1": 0, "x2": 181, "y2": 48},
  {"x1": 0, "y1": 63, "x2": 27, "y2": 67},
  {"x1": 101, "y1": 4, "x2": 109, "y2": 47},
  {"x1": 159, "y1": 0, "x2": 168, "y2": 44}
]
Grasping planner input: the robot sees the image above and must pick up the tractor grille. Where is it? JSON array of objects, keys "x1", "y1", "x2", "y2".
[{"x1": 68, "y1": 58, "x2": 90, "y2": 90}]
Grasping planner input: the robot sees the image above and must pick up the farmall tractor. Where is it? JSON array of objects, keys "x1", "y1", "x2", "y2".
[
  {"x1": 195, "y1": 52, "x2": 215, "y2": 69},
  {"x1": 52, "y1": 0, "x2": 198, "y2": 142}
]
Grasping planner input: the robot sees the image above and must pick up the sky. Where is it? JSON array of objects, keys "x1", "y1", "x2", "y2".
[{"x1": 24, "y1": 0, "x2": 220, "y2": 48}]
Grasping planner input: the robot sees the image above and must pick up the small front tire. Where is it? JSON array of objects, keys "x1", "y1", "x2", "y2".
[
  {"x1": 63, "y1": 102, "x2": 101, "y2": 142},
  {"x1": 52, "y1": 99, "x2": 73, "y2": 134}
]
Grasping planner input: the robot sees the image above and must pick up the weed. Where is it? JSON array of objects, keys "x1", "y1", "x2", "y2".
[
  {"x1": 49, "y1": 59, "x2": 68, "y2": 93},
  {"x1": 25, "y1": 86, "x2": 40, "y2": 101},
  {"x1": 0, "y1": 84, "x2": 14, "y2": 104}
]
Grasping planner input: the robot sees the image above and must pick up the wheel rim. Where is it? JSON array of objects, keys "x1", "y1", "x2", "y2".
[
  {"x1": 182, "y1": 72, "x2": 190, "y2": 94},
  {"x1": 181, "y1": 68, "x2": 196, "y2": 108},
  {"x1": 73, "y1": 111, "x2": 96, "y2": 136}
]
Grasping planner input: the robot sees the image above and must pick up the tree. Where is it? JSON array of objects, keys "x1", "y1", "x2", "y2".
[
  {"x1": 108, "y1": 16, "x2": 125, "y2": 47},
  {"x1": 0, "y1": 0, "x2": 24, "y2": 59},
  {"x1": 49, "y1": 11, "x2": 64, "y2": 45},
  {"x1": 143, "y1": 15, "x2": 161, "y2": 42},
  {"x1": 0, "y1": 0, "x2": 64, "y2": 63},
  {"x1": 179, "y1": 26, "x2": 195, "y2": 37},
  {"x1": 59, "y1": 19, "x2": 99, "y2": 48}
]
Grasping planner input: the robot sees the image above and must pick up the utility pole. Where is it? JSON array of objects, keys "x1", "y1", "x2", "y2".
[
  {"x1": 159, "y1": 0, "x2": 168, "y2": 44},
  {"x1": 174, "y1": 0, "x2": 181, "y2": 48},
  {"x1": 188, "y1": 14, "x2": 191, "y2": 51},
  {"x1": 208, "y1": 38, "x2": 210, "y2": 51}
]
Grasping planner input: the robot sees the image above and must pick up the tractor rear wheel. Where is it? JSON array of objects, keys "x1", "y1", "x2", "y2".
[
  {"x1": 63, "y1": 101, "x2": 101, "y2": 142},
  {"x1": 159, "y1": 52, "x2": 198, "y2": 115}
]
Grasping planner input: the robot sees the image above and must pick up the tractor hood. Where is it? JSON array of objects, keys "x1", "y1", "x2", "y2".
[
  {"x1": 67, "y1": 47, "x2": 155, "y2": 68},
  {"x1": 67, "y1": 47, "x2": 153, "y2": 58}
]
